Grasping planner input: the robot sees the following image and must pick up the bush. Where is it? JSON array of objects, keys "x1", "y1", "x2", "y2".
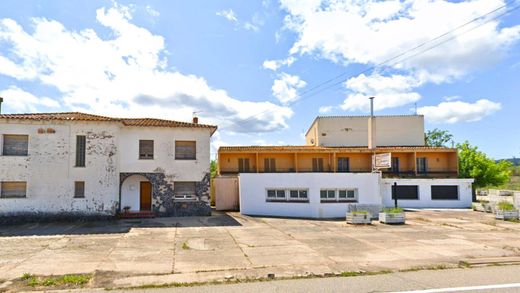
[
  {"x1": 497, "y1": 201, "x2": 516, "y2": 211},
  {"x1": 383, "y1": 207, "x2": 404, "y2": 214}
]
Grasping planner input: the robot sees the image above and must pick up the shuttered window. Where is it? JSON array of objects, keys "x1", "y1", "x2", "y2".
[
  {"x1": 392, "y1": 185, "x2": 419, "y2": 200},
  {"x1": 1, "y1": 182, "x2": 27, "y2": 198},
  {"x1": 74, "y1": 181, "x2": 85, "y2": 198},
  {"x1": 175, "y1": 141, "x2": 196, "y2": 160},
  {"x1": 264, "y1": 158, "x2": 276, "y2": 172},
  {"x1": 139, "y1": 140, "x2": 154, "y2": 160},
  {"x1": 2, "y1": 135, "x2": 28, "y2": 156},
  {"x1": 312, "y1": 158, "x2": 324, "y2": 172},
  {"x1": 337, "y1": 158, "x2": 349, "y2": 172},
  {"x1": 174, "y1": 182, "x2": 196, "y2": 201},
  {"x1": 431, "y1": 185, "x2": 459, "y2": 200},
  {"x1": 75, "y1": 135, "x2": 86, "y2": 167},
  {"x1": 238, "y1": 158, "x2": 250, "y2": 173}
]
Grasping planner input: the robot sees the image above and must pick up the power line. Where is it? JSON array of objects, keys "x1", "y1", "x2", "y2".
[{"x1": 225, "y1": 1, "x2": 519, "y2": 129}]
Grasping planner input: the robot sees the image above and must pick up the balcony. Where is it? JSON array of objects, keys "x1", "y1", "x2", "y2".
[{"x1": 219, "y1": 167, "x2": 458, "y2": 177}]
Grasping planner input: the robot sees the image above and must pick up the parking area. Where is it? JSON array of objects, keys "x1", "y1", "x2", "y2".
[{"x1": 2, "y1": 210, "x2": 520, "y2": 283}]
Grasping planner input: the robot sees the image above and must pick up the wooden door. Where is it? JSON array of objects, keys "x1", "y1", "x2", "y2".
[
  {"x1": 215, "y1": 176, "x2": 239, "y2": 211},
  {"x1": 140, "y1": 182, "x2": 152, "y2": 211}
]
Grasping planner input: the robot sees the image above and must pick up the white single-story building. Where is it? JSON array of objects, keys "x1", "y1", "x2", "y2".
[{"x1": 238, "y1": 173, "x2": 474, "y2": 219}]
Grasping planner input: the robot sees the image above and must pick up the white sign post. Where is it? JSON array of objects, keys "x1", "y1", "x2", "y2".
[{"x1": 372, "y1": 153, "x2": 391, "y2": 172}]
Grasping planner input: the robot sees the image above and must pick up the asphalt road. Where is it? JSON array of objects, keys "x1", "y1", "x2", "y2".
[{"x1": 119, "y1": 265, "x2": 520, "y2": 293}]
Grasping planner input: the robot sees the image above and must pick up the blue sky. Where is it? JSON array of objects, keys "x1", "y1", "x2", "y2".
[{"x1": 0, "y1": 0, "x2": 519, "y2": 159}]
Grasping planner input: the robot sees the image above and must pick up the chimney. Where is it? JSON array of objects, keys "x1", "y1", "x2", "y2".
[
  {"x1": 0, "y1": 97, "x2": 3, "y2": 114},
  {"x1": 192, "y1": 116, "x2": 199, "y2": 124},
  {"x1": 368, "y1": 97, "x2": 376, "y2": 149}
]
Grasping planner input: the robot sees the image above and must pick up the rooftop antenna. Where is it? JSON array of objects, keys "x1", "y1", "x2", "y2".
[{"x1": 0, "y1": 97, "x2": 3, "y2": 114}]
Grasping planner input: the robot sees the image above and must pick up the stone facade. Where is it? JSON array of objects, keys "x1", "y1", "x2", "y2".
[{"x1": 119, "y1": 172, "x2": 211, "y2": 217}]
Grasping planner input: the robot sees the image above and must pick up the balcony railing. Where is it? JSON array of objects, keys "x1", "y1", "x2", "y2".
[{"x1": 220, "y1": 167, "x2": 458, "y2": 177}]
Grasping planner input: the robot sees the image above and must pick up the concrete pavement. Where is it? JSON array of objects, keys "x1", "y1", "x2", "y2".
[{"x1": 2, "y1": 210, "x2": 520, "y2": 290}]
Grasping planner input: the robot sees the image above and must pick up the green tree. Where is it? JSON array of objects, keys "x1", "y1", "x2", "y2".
[
  {"x1": 425, "y1": 128, "x2": 454, "y2": 147},
  {"x1": 210, "y1": 160, "x2": 218, "y2": 178},
  {"x1": 457, "y1": 141, "x2": 512, "y2": 188}
]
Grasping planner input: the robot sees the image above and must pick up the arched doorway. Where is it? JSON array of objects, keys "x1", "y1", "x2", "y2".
[{"x1": 121, "y1": 174, "x2": 152, "y2": 212}]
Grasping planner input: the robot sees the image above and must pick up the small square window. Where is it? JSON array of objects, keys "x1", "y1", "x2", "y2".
[
  {"x1": 74, "y1": 181, "x2": 85, "y2": 198},
  {"x1": 299, "y1": 190, "x2": 308, "y2": 198},
  {"x1": 339, "y1": 190, "x2": 347, "y2": 199},
  {"x1": 290, "y1": 190, "x2": 298, "y2": 198},
  {"x1": 347, "y1": 190, "x2": 356, "y2": 198},
  {"x1": 276, "y1": 190, "x2": 285, "y2": 198},
  {"x1": 320, "y1": 190, "x2": 327, "y2": 199},
  {"x1": 327, "y1": 190, "x2": 336, "y2": 199},
  {"x1": 267, "y1": 190, "x2": 276, "y2": 198}
]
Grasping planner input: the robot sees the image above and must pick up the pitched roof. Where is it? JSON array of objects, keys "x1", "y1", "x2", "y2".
[
  {"x1": 219, "y1": 145, "x2": 456, "y2": 153},
  {"x1": 0, "y1": 112, "x2": 217, "y2": 134}
]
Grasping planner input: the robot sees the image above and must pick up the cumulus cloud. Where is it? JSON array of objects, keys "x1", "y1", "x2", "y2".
[
  {"x1": 340, "y1": 73, "x2": 423, "y2": 111},
  {"x1": 279, "y1": 0, "x2": 519, "y2": 117},
  {"x1": 0, "y1": 86, "x2": 60, "y2": 112},
  {"x1": 418, "y1": 99, "x2": 501, "y2": 123},
  {"x1": 262, "y1": 56, "x2": 295, "y2": 71},
  {"x1": 0, "y1": 3, "x2": 292, "y2": 133},
  {"x1": 318, "y1": 105, "x2": 334, "y2": 114},
  {"x1": 271, "y1": 73, "x2": 307, "y2": 105},
  {"x1": 216, "y1": 9, "x2": 237, "y2": 22}
]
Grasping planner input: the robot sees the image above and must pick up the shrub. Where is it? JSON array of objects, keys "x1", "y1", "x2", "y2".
[
  {"x1": 497, "y1": 201, "x2": 516, "y2": 211},
  {"x1": 383, "y1": 207, "x2": 404, "y2": 214}
]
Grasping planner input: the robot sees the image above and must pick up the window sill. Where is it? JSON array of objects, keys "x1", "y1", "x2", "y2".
[
  {"x1": 73, "y1": 197, "x2": 86, "y2": 199},
  {"x1": 0, "y1": 155, "x2": 29, "y2": 157},
  {"x1": 138, "y1": 158, "x2": 154, "y2": 160},
  {"x1": 0, "y1": 197, "x2": 27, "y2": 199},
  {"x1": 175, "y1": 158, "x2": 197, "y2": 160},
  {"x1": 320, "y1": 200, "x2": 358, "y2": 203},
  {"x1": 266, "y1": 200, "x2": 309, "y2": 203}
]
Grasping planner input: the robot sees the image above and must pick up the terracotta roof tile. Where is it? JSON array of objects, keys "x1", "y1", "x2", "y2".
[
  {"x1": 0, "y1": 112, "x2": 217, "y2": 134},
  {"x1": 219, "y1": 145, "x2": 456, "y2": 153}
]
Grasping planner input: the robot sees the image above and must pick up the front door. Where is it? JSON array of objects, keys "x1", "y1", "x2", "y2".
[{"x1": 140, "y1": 181, "x2": 152, "y2": 211}]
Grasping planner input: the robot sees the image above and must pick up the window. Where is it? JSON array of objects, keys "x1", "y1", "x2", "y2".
[
  {"x1": 312, "y1": 158, "x2": 324, "y2": 172},
  {"x1": 139, "y1": 140, "x2": 154, "y2": 160},
  {"x1": 392, "y1": 185, "x2": 419, "y2": 200},
  {"x1": 75, "y1": 135, "x2": 86, "y2": 167},
  {"x1": 1, "y1": 181, "x2": 27, "y2": 198},
  {"x1": 431, "y1": 185, "x2": 459, "y2": 200},
  {"x1": 338, "y1": 189, "x2": 357, "y2": 201},
  {"x1": 175, "y1": 141, "x2": 196, "y2": 160},
  {"x1": 289, "y1": 189, "x2": 308, "y2": 201},
  {"x1": 174, "y1": 182, "x2": 197, "y2": 201},
  {"x1": 417, "y1": 157, "x2": 427, "y2": 173},
  {"x1": 238, "y1": 158, "x2": 250, "y2": 173},
  {"x1": 2, "y1": 134, "x2": 29, "y2": 156},
  {"x1": 74, "y1": 181, "x2": 85, "y2": 198},
  {"x1": 337, "y1": 158, "x2": 350, "y2": 172},
  {"x1": 391, "y1": 157, "x2": 400, "y2": 173},
  {"x1": 264, "y1": 158, "x2": 276, "y2": 172},
  {"x1": 267, "y1": 189, "x2": 309, "y2": 202}
]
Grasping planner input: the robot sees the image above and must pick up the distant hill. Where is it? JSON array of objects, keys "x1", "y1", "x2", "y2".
[{"x1": 497, "y1": 158, "x2": 520, "y2": 166}]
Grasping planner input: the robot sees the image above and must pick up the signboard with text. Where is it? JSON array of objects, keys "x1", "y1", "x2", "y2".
[{"x1": 373, "y1": 153, "x2": 391, "y2": 170}]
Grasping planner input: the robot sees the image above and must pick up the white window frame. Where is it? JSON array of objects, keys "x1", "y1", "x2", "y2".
[
  {"x1": 266, "y1": 188, "x2": 309, "y2": 203},
  {"x1": 321, "y1": 188, "x2": 358, "y2": 203}
]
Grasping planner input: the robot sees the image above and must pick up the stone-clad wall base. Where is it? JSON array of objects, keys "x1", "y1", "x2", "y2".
[
  {"x1": 159, "y1": 201, "x2": 212, "y2": 217},
  {"x1": 0, "y1": 212, "x2": 115, "y2": 225}
]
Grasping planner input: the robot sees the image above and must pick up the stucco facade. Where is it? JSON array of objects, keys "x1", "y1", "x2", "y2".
[
  {"x1": 305, "y1": 115, "x2": 425, "y2": 147},
  {"x1": 0, "y1": 113, "x2": 216, "y2": 218}
]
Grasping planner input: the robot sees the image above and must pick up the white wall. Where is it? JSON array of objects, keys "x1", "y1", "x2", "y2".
[
  {"x1": 118, "y1": 127, "x2": 211, "y2": 182},
  {"x1": 307, "y1": 116, "x2": 425, "y2": 147},
  {"x1": 0, "y1": 120, "x2": 120, "y2": 215},
  {"x1": 120, "y1": 174, "x2": 149, "y2": 212},
  {"x1": 381, "y1": 178, "x2": 474, "y2": 208},
  {"x1": 239, "y1": 173, "x2": 381, "y2": 218}
]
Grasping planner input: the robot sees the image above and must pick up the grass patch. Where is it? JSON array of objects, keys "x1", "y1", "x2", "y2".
[
  {"x1": 21, "y1": 274, "x2": 91, "y2": 288},
  {"x1": 182, "y1": 242, "x2": 190, "y2": 250},
  {"x1": 497, "y1": 201, "x2": 516, "y2": 211},
  {"x1": 382, "y1": 207, "x2": 404, "y2": 214}
]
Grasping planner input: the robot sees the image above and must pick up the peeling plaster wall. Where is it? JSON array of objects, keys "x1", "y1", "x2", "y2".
[
  {"x1": 1, "y1": 119, "x2": 213, "y2": 218},
  {"x1": 0, "y1": 120, "x2": 120, "y2": 216}
]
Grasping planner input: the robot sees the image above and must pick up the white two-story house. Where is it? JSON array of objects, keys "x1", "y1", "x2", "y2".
[{"x1": 0, "y1": 112, "x2": 217, "y2": 219}]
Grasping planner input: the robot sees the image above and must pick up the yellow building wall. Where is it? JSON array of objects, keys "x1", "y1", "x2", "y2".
[
  {"x1": 336, "y1": 153, "x2": 372, "y2": 172},
  {"x1": 416, "y1": 152, "x2": 453, "y2": 171},
  {"x1": 219, "y1": 153, "x2": 257, "y2": 172},
  {"x1": 257, "y1": 153, "x2": 295, "y2": 172},
  {"x1": 297, "y1": 153, "x2": 332, "y2": 172}
]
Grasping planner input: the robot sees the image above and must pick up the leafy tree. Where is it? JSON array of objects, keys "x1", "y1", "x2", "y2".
[
  {"x1": 457, "y1": 141, "x2": 512, "y2": 188},
  {"x1": 210, "y1": 160, "x2": 218, "y2": 178},
  {"x1": 425, "y1": 128, "x2": 454, "y2": 147}
]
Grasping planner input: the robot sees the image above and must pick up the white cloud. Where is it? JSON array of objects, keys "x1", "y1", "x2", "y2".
[
  {"x1": 271, "y1": 73, "x2": 307, "y2": 105},
  {"x1": 318, "y1": 105, "x2": 334, "y2": 113},
  {"x1": 279, "y1": 0, "x2": 520, "y2": 114},
  {"x1": 0, "y1": 3, "x2": 292, "y2": 133},
  {"x1": 262, "y1": 56, "x2": 295, "y2": 71},
  {"x1": 145, "y1": 5, "x2": 160, "y2": 17},
  {"x1": 216, "y1": 9, "x2": 237, "y2": 23},
  {"x1": 0, "y1": 86, "x2": 60, "y2": 112},
  {"x1": 418, "y1": 99, "x2": 501, "y2": 123},
  {"x1": 340, "y1": 73, "x2": 423, "y2": 112}
]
